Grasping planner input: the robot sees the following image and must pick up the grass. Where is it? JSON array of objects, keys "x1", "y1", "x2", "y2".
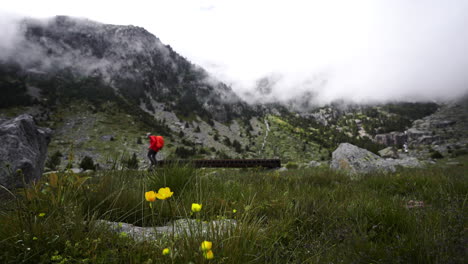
[{"x1": 0, "y1": 158, "x2": 467, "y2": 263}]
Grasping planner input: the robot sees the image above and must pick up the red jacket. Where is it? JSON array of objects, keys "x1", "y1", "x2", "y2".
[{"x1": 149, "y1": 135, "x2": 164, "y2": 151}]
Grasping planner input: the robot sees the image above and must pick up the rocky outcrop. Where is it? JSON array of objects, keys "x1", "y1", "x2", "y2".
[
  {"x1": 331, "y1": 143, "x2": 422, "y2": 174},
  {"x1": 374, "y1": 132, "x2": 406, "y2": 147},
  {"x1": 406, "y1": 128, "x2": 437, "y2": 146},
  {"x1": 408, "y1": 96, "x2": 468, "y2": 149},
  {"x1": 0, "y1": 114, "x2": 51, "y2": 189}
]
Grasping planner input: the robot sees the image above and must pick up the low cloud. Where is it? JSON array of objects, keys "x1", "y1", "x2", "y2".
[
  {"x1": 1, "y1": 1, "x2": 468, "y2": 106},
  {"x1": 0, "y1": 13, "x2": 24, "y2": 61},
  {"x1": 181, "y1": 0, "x2": 468, "y2": 105}
]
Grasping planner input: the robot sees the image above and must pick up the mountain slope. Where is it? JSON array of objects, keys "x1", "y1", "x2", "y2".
[
  {"x1": 7, "y1": 16, "x2": 255, "y2": 122},
  {"x1": 1, "y1": 15, "x2": 465, "y2": 170}
]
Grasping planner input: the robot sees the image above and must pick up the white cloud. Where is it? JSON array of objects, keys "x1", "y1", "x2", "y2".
[{"x1": 1, "y1": 0, "x2": 468, "y2": 104}]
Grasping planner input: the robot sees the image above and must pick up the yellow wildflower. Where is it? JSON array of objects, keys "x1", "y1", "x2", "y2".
[
  {"x1": 232, "y1": 209, "x2": 237, "y2": 213},
  {"x1": 203, "y1": 250, "x2": 214, "y2": 260},
  {"x1": 162, "y1": 248, "x2": 170, "y2": 256},
  {"x1": 191, "y1": 203, "x2": 202, "y2": 212},
  {"x1": 38, "y1": 213, "x2": 46, "y2": 217},
  {"x1": 155, "y1": 187, "x2": 173, "y2": 200},
  {"x1": 200, "y1": 240, "x2": 212, "y2": 251},
  {"x1": 145, "y1": 191, "x2": 157, "y2": 202}
]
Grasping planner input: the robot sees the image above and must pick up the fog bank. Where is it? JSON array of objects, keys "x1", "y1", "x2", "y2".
[{"x1": 1, "y1": 0, "x2": 468, "y2": 105}]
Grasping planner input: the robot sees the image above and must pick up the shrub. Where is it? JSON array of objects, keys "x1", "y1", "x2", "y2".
[
  {"x1": 285, "y1": 161, "x2": 299, "y2": 169},
  {"x1": 430, "y1": 150, "x2": 444, "y2": 159},
  {"x1": 80, "y1": 156, "x2": 96, "y2": 170},
  {"x1": 46, "y1": 150, "x2": 62, "y2": 170},
  {"x1": 451, "y1": 149, "x2": 468, "y2": 158},
  {"x1": 233, "y1": 140, "x2": 243, "y2": 153},
  {"x1": 175, "y1": 147, "x2": 196, "y2": 159},
  {"x1": 125, "y1": 153, "x2": 139, "y2": 169}
]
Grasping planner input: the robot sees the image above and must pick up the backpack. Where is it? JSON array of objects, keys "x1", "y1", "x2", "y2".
[{"x1": 155, "y1": 136, "x2": 164, "y2": 150}]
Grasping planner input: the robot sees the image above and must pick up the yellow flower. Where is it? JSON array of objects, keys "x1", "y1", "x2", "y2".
[
  {"x1": 232, "y1": 209, "x2": 237, "y2": 213},
  {"x1": 203, "y1": 250, "x2": 214, "y2": 260},
  {"x1": 162, "y1": 248, "x2": 170, "y2": 256},
  {"x1": 200, "y1": 240, "x2": 212, "y2": 251},
  {"x1": 191, "y1": 203, "x2": 202, "y2": 212},
  {"x1": 38, "y1": 213, "x2": 46, "y2": 217},
  {"x1": 145, "y1": 191, "x2": 157, "y2": 202},
  {"x1": 155, "y1": 187, "x2": 173, "y2": 200}
]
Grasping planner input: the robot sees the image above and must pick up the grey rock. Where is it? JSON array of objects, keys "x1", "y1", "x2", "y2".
[
  {"x1": 277, "y1": 167, "x2": 288, "y2": 172},
  {"x1": 378, "y1": 147, "x2": 399, "y2": 159},
  {"x1": 331, "y1": 143, "x2": 391, "y2": 174},
  {"x1": 43, "y1": 171, "x2": 59, "y2": 176},
  {"x1": 406, "y1": 128, "x2": 432, "y2": 143},
  {"x1": 0, "y1": 114, "x2": 52, "y2": 189},
  {"x1": 390, "y1": 157, "x2": 422, "y2": 168},
  {"x1": 96, "y1": 218, "x2": 237, "y2": 242},
  {"x1": 67, "y1": 168, "x2": 83, "y2": 174},
  {"x1": 101, "y1": 135, "x2": 115, "y2": 141},
  {"x1": 331, "y1": 143, "x2": 422, "y2": 174},
  {"x1": 307, "y1": 161, "x2": 322, "y2": 168}
]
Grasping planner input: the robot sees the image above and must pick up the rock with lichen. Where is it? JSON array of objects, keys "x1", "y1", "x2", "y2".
[{"x1": 0, "y1": 114, "x2": 51, "y2": 189}]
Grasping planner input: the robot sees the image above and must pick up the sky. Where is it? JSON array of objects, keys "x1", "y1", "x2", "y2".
[{"x1": 1, "y1": 0, "x2": 468, "y2": 104}]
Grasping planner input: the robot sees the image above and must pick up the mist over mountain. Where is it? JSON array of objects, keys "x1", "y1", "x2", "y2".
[
  {"x1": 176, "y1": 0, "x2": 468, "y2": 105},
  {"x1": 0, "y1": 15, "x2": 254, "y2": 122},
  {"x1": 3, "y1": 0, "x2": 468, "y2": 107}
]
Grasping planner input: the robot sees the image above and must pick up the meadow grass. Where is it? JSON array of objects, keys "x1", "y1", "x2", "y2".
[{"x1": 0, "y1": 159, "x2": 466, "y2": 263}]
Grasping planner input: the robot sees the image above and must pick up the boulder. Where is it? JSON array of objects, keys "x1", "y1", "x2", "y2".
[
  {"x1": 96, "y1": 218, "x2": 237, "y2": 242},
  {"x1": 307, "y1": 160, "x2": 322, "y2": 168},
  {"x1": 101, "y1": 135, "x2": 115, "y2": 141},
  {"x1": 378, "y1": 147, "x2": 399, "y2": 159},
  {"x1": 0, "y1": 114, "x2": 51, "y2": 189},
  {"x1": 391, "y1": 157, "x2": 422, "y2": 168},
  {"x1": 331, "y1": 143, "x2": 422, "y2": 174},
  {"x1": 67, "y1": 168, "x2": 83, "y2": 174}
]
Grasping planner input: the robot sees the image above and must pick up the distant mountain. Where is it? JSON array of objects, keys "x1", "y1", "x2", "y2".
[{"x1": 3, "y1": 16, "x2": 255, "y2": 122}]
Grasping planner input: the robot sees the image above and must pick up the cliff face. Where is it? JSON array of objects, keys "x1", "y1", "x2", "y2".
[
  {"x1": 0, "y1": 114, "x2": 51, "y2": 189},
  {"x1": 7, "y1": 16, "x2": 252, "y2": 122}
]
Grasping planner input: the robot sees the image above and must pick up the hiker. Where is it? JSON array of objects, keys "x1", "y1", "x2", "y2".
[{"x1": 146, "y1": 133, "x2": 164, "y2": 169}]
